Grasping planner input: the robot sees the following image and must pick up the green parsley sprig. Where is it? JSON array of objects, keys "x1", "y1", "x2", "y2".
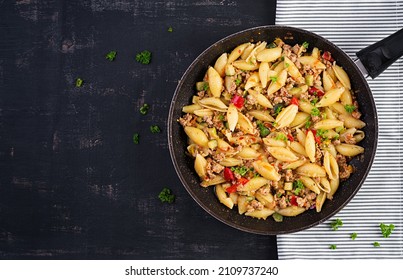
[
  {"x1": 76, "y1": 78, "x2": 83, "y2": 87},
  {"x1": 105, "y1": 50, "x2": 117, "y2": 61},
  {"x1": 140, "y1": 103, "x2": 150, "y2": 115},
  {"x1": 136, "y1": 50, "x2": 152, "y2": 65},
  {"x1": 380, "y1": 223, "x2": 395, "y2": 238},
  {"x1": 331, "y1": 218, "x2": 343, "y2": 231},
  {"x1": 150, "y1": 125, "x2": 161, "y2": 133},
  {"x1": 158, "y1": 188, "x2": 175, "y2": 203}
]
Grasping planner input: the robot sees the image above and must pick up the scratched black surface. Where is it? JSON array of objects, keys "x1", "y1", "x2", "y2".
[{"x1": 0, "y1": 0, "x2": 277, "y2": 259}]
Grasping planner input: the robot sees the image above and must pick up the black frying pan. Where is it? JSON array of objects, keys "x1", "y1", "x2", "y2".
[{"x1": 168, "y1": 26, "x2": 403, "y2": 235}]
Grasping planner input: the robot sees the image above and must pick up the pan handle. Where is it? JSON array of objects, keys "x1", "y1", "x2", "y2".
[{"x1": 356, "y1": 28, "x2": 403, "y2": 79}]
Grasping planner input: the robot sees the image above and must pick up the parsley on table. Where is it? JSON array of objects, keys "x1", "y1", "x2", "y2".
[
  {"x1": 351, "y1": 232, "x2": 358, "y2": 240},
  {"x1": 150, "y1": 125, "x2": 161, "y2": 133},
  {"x1": 329, "y1": 244, "x2": 337, "y2": 250},
  {"x1": 167, "y1": 26, "x2": 173, "y2": 32},
  {"x1": 140, "y1": 103, "x2": 150, "y2": 115},
  {"x1": 380, "y1": 223, "x2": 395, "y2": 238},
  {"x1": 373, "y1": 241, "x2": 381, "y2": 247},
  {"x1": 293, "y1": 180, "x2": 305, "y2": 195},
  {"x1": 136, "y1": 50, "x2": 152, "y2": 65},
  {"x1": 331, "y1": 218, "x2": 343, "y2": 231},
  {"x1": 75, "y1": 78, "x2": 83, "y2": 87},
  {"x1": 302, "y1": 41, "x2": 309, "y2": 49},
  {"x1": 133, "y1": 133, "x2": 140, "y2": 144},
  {"x1": 158, "y1": 187, "x2": 175, "y2": 203},
  {"x1": 105, "y1": 50, "x2": 117, "y2": 61},
  {"x1": 344, "y1": 104, "x2": 356, "y2": 113},
  {"x1": 311, "y1": 107, "x2": 320, "y2": 117},
  {"x1": 257, "y1": 122, "x2": 270, "y2": 137}
]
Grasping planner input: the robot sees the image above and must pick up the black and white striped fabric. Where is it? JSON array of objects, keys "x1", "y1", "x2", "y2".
[{"x1": 276, "y1": 0, "x2": 403, "y2": 259}]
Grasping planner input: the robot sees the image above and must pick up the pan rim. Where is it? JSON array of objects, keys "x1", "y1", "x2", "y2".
[{"x1": 168, "y1": 25, "x2": 378, "y2": 235}]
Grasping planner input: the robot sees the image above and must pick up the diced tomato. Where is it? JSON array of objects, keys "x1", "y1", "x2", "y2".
[
  {"x1": 223, "y1": 167, "x2": 235, "y2": 181},
  {"x1": 308, "y1": 87, "x2": 324, "y2": 97},
  {"x1": 290, "y1": 195, "x2": 298, "y2": 206},
  {"x1": 322, "y1": 51, "x2": 334, "y2": 62},
  {"x1": 238, "y1": 177, "x2": 249, "y2": 185},
  {"x1": 287, "y1": 134, "x2": 294, "y2": 142},
  {"x1": 231, "y1": 95, "x2": 245, "y2": 109},
  {"x1": 307, "y1": 129, "x2": 322, "y2": 144},
  {"x1": 225, "y1": 184, "x2": 238, "y2": 193},
  {"x1": 290, "y1": 96, "x2": 299, "y2": 106}
]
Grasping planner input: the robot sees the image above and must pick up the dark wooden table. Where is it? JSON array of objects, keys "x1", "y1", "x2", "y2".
[{"x1": 0, "y1": 0, "x2": 278, "y2": 259}]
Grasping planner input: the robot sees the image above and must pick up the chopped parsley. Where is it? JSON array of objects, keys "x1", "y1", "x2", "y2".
[
  {"x1": 218, "y1": 114, "x2": 225, "y2": 121},
  {"x1": 257, "y1": 122, "x2": 270, "y2": 137},
  {"x1": 373, "y1": 241, "x2": 381, "y2": 247},
  {"x1": 167, "y1": 26, "x2": 173, "y2": 32},
  {"x1": 274, "y1": 103, "x2": 284, "y2": 116},
  {"x1": 285, "y1": 62, "x2": 290, "y2": 68},
  {"x1": 203, "y1": 83, "x2": 209, "y2": 91},
  {"x1": 380, "y1": 223, "x2": 395, "y2": 238},
  {"x1": 310, "y1": 97, "x2": 318, "y2": 106},
  {"x1": 133, "y1": 133, "x2": 140, "y2": 144},
  {"x1": 75, "y1": 78, "x2": 83, "y2": 87},
  {"x1": 344, "y1": 104, "x2": 356, "y2": 113},
  {"x1": 329, "y1": 244, "x2": 337, "y2": 250},
  {"x1": 270, "y1": 76, "x2": 278, "y2": 83},
  {"x1": 351, "y1": 232, "x2": 358, "y2": 240},
  {"x1": 316, "y1": 129, "x2": 328, "y2": 138},
  {"x1": 331, "y1": 218, "x2": 343, "y2": 231},
  {"x1": 158, "y1": 187, "x2": 175, "y2": 203},
  {"x1": 275, "y1": 133, "x2": 287, "y2": 142},
  {"x1": 150, "y1": 125, "x2": 161, "y2": 133},
  {"x1": 105, "y1": 50, "x2": 117, "y2": 61},
  {"x1": 305, "y1": 119, "x2": 312, "y2": 129},
  {"x1": 140, "y1": 103, "x2": 150, "y2": 115},
  {"x1": 231, "y1": 166, "x2": 249, "y2": 176},
  {"x1": 135, "y1": 50, "x2": 152, "y2": 65},
  {"x1": 293, "y1": 180, "x2": 305, "y2": 195},
  {"x1": 311, "y1": 107, "x2": 320, "y2": 117},
  {"x1": 302, "y1": 41, "x2": 309, "y2": 49},
  {"x1": 235, "y1": 78, "x2": 242, "y2": 86}
]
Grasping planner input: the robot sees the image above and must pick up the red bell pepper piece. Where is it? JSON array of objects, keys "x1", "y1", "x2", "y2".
[
  {"x1": 223, "y1": 167, "x2": 235, "y2": 181},
  {"x1": 322, "y1": 51, "x2": 334, "y2": 62},
  {"x1": 307, "y1": 129, "x2": 322, "y2": 144},
  {"x1": 290, "y1": 96, "x2": 299, "y2": 106},
  {"x1": 287, "y1": 134, "x2": 294, "y2": 142},
  {"x1": 308, "y1": 87, "x2": 324, "y2": 97},
  {"x1": 290, "y1": 195, "x2": 298, "y2": 206},
  {"x1": 231, "y1": 95, "x2": 244, "y2": 109},
  {"x1": 238, "y1": 177, "x2": 249, "y2": 185},
  {"x1": 225, "y1": 184, "x2": 238, "y2": 193}
]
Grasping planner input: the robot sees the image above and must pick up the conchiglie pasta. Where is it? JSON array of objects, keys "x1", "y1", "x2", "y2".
[{"x1": 335, "y1": 143, "x2": 365, "y2": 156}]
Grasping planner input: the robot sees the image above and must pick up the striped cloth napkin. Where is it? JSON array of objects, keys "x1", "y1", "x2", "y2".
[{"x1": 276, "y1": 0, "x2": 403, "y2": 259}]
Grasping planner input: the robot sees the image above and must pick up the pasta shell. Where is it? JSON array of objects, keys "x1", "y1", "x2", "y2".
[
  {"x1": 227, "y1": 103, "x2": 238, "y2": 132},
  {"x1": 299, "y1": 176, "x2": 321, "y2": 194},
  {"x1": 242, "y1": 177, "x2": 269, "y2": 192},
  {"x1": 214, "y1": 53, "x2": 228, "y2": 77},
  {"x1": 259, "y1": 62, "x2": 270, "y2": 88},
  {"x1": 238, "y1": 147, "x2": 261, "y2": 159},
  {"x1": 228, "y1": 43, "x2": 250, "y2": 63},
  {"x1": 267, "y1": 147, "x2": 299, "y2": 162},
  {"x1": 316, "y1": 191, "x2": 327, "y2": 212},
  {"x1": 290, "y1": 112, "x2": 310, "y2": 128},
  {"x1": 298, "y1": 56, "x2": 326, "y2": 69},
  {"x1": 256, "y1": 47, "x2": 282, "y2": 62},
  {"x1": 276, "y1": 206, "x2": 305, "y2": 217},
  {"x1": 284, "y1": 56, "x2": 302, "y2": 79},
  {"x1": 298, "y1": 100, "x2": 315, "y2": 114},
  {"x1": 194, "y1": 154, "x2": 208, "y2": 178},
  {"x1": 225, "y1": 63, "x2": 236, "y2": 76},
  {"x1": 237, "y1": 195, "x2": 248, "y2": 214},
  {"x1": 340, "y1": 88, "x2": 353, "y2": 105},
  {"x1": 184, "y1": 126, "x2": 209, "y2": 147},
  {"x1": 252, "y1": 160, "x2": 281, "y2": 181},
  {"x1": 324, "y1": 151, "x2": 339, "y2": 180},
  {"x1": 263, "y1": 137, "x2": 287, "y2": 147},
  {"x1": 207, "y1": 67, "x2": 223, "y2": 98},
  {"x1": 267, "y1": 69, "x2": 287, "y2": 95},
  {"x1": 295, "y1": 128, "x2": 306, "y2": 146},
  {"x1": 296, "y1": 163, "x2": 327, "y2": 177},
  {"x1": 193, "y1": 109, "x2": 214, "y2": 117},
  {"x1": 248, "y1": 110, "x2": 275, "y2": 122},
  {"x1": 215, "y1": 184, "x2": 234, "y2": 209},
  {"x1": 283, "y1": 158, "x2": 307, "y2": 170},
  {"x1": 311, "y1": 47, "x2": 320, "y2": 59},
  {"x1": 237, "y1": 112, "x2": 255, "y2": 134},
  {"x1": 335, "y1": 144, "x2": 364, "y2": 157},
  {"x1": 313, "y1": 119, "x2": 344, "y2": 130},
  {"x1": 323, "y1": 70, "x2": 336, "y2": 92},
  {"x1": 319, "y1": 177, "x2": 331, "y2": 193},
  {"x1": 245, "y1": 72, "x2": 260, "y2": 90},
  {"x1": 327, "y1": 178, "x2": 340, "y2": 200},
  {"x1": 245, "y1": 207, "x2": 275, "y2": 220},
  {"x1": 219, "y1": 157, "x2": 243, "y2": 167},
  {"x1": 330, "y1": 102, "x2": 349, "y2": 115},
  {"x1": 182, "y1": 104, "x2": 202, "y2": 113},
  {"x1": 200, "y1": 175, "x2": 226, "y2": 187},
  {"x1": 275, "y1": 104, "x2": 299, "y2": 129},
  {"x1": 333, "y1": 64, "x2": 351, "y2": 89},
  {"x1": 198, "y1": 97, "x2": 228, "y2": 112},
  {"x1": 241, "y1": 43, "x2": 255, "y2": 60},
  {"x1": 305, "y1": 130, "x2": 316, "y2": 163},
  {"x1": 217, "y1": 139, "x2": 232, "y2": 151},
  {"x1": 354, "y1": 130, "x2": 365, "y2": 143},
  {"x1": 316, "y1": 87, "x2": 345, "y2": 107},
  {"x1": 256, "y1": 192, "x2": 274, "y2": 206},
  {"x1": 232, "y1": 60, "x2": 259, "y2": 71},
  {"x1": 339, "y1": 114, "x2": 366, "y2": 129},
  {"x1": 248, "y1": 89, "x2": 273, "y2": 108},
  {"x1": 289, "y1": 141, "x2": 308, "y2": 157}
]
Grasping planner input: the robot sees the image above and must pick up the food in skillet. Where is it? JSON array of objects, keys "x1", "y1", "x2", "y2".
[{"x1": 178, "y1": 38, "x2": 365, "y2": 221}]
